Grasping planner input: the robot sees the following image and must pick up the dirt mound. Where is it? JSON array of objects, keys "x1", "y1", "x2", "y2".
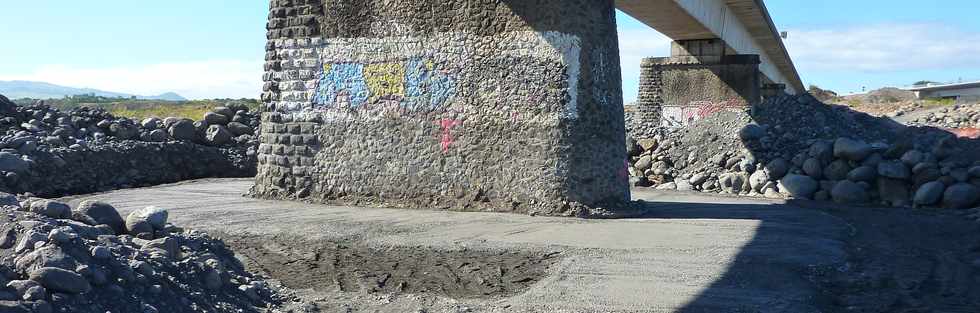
[
  {"x1": 0, "y1": 197, "x2": 282, "y2": 312},
  {"x1": 844, "y1": 87, "x2": 917, "y2": 104}
]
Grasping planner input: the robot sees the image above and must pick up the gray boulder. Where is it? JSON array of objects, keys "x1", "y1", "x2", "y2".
[
  {"x1": 108, "y1": 123, "x2": 138, "y2": 140},
  {"x1": 764, "y1": 158, "x2": 789, "y2": 180},
  {"x1": 914, "y1": 181, "x2": 946, "y2": 206},
  {"x1": 0, "y1": 152, "x2": 28, "y2": 173},
  {"x1": 877, "y1": 178, "x2": 910, "y2": 207},
  {"x1": 900, "y1": 150, "x2": 925, "y2": 167},
  {"x1": 126, "y1": 206, "x2": 169, "y2": 238},
  {"x1": 146, "y1": 129, "x2": 169, "y2": 142},
  {"x1": 779, "y1": 174, "x2": 819, "y2": 199},
  {"x1": 749, "y1": 170, "x2": 770, "y2": 192},
  {"x1": 719, "y1": 172, "x2": 749, "y2": 194},
  {"x1": 831, "y1": 180, "x2": 869, "y2": 204},
  {"x1": 168, "y1": 119, "x2": 197, "y2": 141},
  {"x1": 803, "y1": 158, "x2": 823, "y2": 179},
  {"x1": 808, "y1": 141, "x2": 834, "y2": 164},
  {"x1": 834, "y1": 138, "x2": 873, "y2": 161},
  {"x1": 824, "y1": 159, "x2": 852, "y2": 181},
  {"x1": 847, "y1": 166, "x2": 877, "y2": 182},
  {"x1": 943, "y1": 183, "x2": 980, "y2": 209},
  {"x1": 28, "y1": 200, "x2": 71, "y2": 219},
  {"x1": 213, "y1": 106, "x2": 235, "y2": 119},
  {"x1": 205, "y1": 125, "x2": 233, "y2": 146},
  {"x1": 634, "y1": 155, "x2": 653, "y2": 172},
  {"x1": 29, "y1": 267, "x2": 90, "y2": 294},
  {"x1": 227, "y1": 122, "x2": 254, "y2": 136},
  {"x1": 878, "y1": 161, "x2": 911, "y2": 180},
  {"x1": 73, "y1": 201, "x2": 125, "y2": 234},
  {"x1": 203, "y1": 112, "x2": 229, "y2": 125},
  {"x1": 739, "y1": 124, "x2": 766, "y2": 140},
  {"x1": 140, "y1": 117, "x2": 161, "y2": 129}
]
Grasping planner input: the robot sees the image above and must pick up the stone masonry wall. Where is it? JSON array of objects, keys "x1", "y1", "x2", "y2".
[
  {"x1": 634, "y1": 55, "x2": 760, "y2": 131},
  {"x1": 252, "y1": 0, "x2": 628, "y2": 215}
]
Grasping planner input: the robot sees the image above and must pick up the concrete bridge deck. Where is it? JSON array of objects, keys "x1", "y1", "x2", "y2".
[{"x1": 617, "y1": 0, "x2": 804, "y2": 94}]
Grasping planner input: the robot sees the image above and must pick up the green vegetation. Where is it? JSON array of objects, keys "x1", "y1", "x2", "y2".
[
  {"x1": 12, "y1": 94, "x2": 261, "y2": 120},
  {"x1": 921, "y1": 97, "x2": 955, "y2": 109}
]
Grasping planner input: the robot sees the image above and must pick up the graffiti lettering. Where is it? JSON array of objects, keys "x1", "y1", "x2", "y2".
[{"x1": 661, "y1": 98, "x2": 747, "y2": 129}]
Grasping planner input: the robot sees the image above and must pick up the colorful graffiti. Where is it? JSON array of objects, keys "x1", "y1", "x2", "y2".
[{"x1": 313, "y1": 58, "x2": 457, "y2": 111}]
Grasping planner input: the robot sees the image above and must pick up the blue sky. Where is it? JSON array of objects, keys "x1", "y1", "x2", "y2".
[{"x1": 2, "y1": 1, "x2": 979, "y2": 100}]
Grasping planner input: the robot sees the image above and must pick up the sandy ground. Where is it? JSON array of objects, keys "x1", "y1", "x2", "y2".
[{"x1": 64, "y1": 178, "x2": 980, "y2": 312}]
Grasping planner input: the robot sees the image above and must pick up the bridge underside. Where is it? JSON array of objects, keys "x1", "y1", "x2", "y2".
[{"x1": 616, "y1": 0, "x2": 803, "y2": 95}]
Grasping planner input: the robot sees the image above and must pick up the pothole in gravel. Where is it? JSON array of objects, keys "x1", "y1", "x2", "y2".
[{"x1": 217, "y1": 233, "x2": 561, "y2": 299}]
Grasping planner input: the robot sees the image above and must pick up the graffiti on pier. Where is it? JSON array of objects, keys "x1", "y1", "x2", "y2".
[
  {"x1": 314, "y1": 58, "x2": 457, "y2": 112},
  {"x1": 660, "y1": 98, "x2": 747, "y2": 129}
]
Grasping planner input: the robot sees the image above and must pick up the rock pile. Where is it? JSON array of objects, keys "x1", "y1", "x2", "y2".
[
  {"x1": 0, "y1": 195, "x2": 280, "y2": 312},
  {"x1": 628, "y1": 93, "x2": 980, "y2": 209},
  {"x1": 909, "y1": 103, "x2": 980, "y2": 129},
  {"x1": 0, "y1": 95, "x2": 259, "y2": 197},
  {"x1": 0, "y1": 95, "x2": 260, "y2": 151}
]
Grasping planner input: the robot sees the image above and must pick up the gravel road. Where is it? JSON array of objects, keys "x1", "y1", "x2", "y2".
[{"x1": 64, "y1": 179, "x2": 980, "y2": 312}]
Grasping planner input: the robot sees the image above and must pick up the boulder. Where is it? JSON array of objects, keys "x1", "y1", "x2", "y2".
[
  {"x1": 28, "y1": 200, "x2": 71, "y2": 219},
  {"x1": 227, "y1": 122, "x2": 253, "y2": 136},
  {"x1": 943, "y1": 183, "x2": 980, "y2": 209},
  {"x1": 808, "y1": 141, "x2": 834, "y2": 164},
  {"x1": 834, "y1": 138, "x2": 873, "y2": 161},
  {"x1": 626, "y1": 137, "x2": 641, "y2": 157},
  {"x1": 213, "y1": 106, "x2": 235, "y2": 119},
  {"x1": 803, "y1": 158, "x2": 823, "y2": 179},
  {"x1": 913, "y1": 181, "x2": 946, "y2": 206},
  {"x1": 140, "y1": 117, "x2": 161, "y2": 130},
  {"x1": 764, "y1": 158, "x2": 789, "y2": 180},
  {"x1": 878, "y1": 161, "x2": 911, "y2": 180},
  {"x1": 125, "y1": 206, "x2": 169, "y2": 238},
  {"x1": 203, "y1": 112, "x2": 229, "y2": 125},
  {"x1": 719, "y1": 172, "x2": 749, "y2": 194},
  {"x1": 749, "y1": 170, "x2": 769, "y2": 192},
  {"x1": 637, "y1": 138, "x2": 658, "y2": 151},
  {"x1": 900, "y1": 150, "x2": 925, "y2": 167},
  {"x1": 146, "y1": 129, "x2": 169, "y2": 142},
  {"x1": 29, "y1": 267, "x2": 90, "y2": 294},
  {"x1": 847, "y1": 166, "x2": 877, "y2": 182},
  {"x1": 205, "y1": 125, "x2": 232, "y2": 146},
  {"x1": 634, "y1": 155, "x2": 653, "y2": 172},
  {"x1": 168, "y1": 119, "x2": 197, "y2": 141},
  {"x1": 779, "y1": 174, "x2": 819, "y2": 199},
  {"x1": 877, "y1": 178, "x2": 910, "y2": 207},
  {"x1": 108, "y1": 123, "x2": 138, "y2": 140},
  {"x1": 0, "y1": 152, "x2": 28, "y2": 173},
  {"x1": 738, "y1": 124, "x2": 766, "y2": 140},
  {"x1": 73, "y1": 201, "x2": 125, "y2": 234},
  {"x1": 824, "y1": 159, "x2": 852, "y2": 181},
  {"x1": 831, "y1": 180, "x2": 869, "y2": 204}
]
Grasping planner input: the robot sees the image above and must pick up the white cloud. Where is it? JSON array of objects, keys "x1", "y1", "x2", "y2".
[
  {"x1": 785, "y1": 23, "x2": 980, "y2": 72},
  {"x1": 617, "y1": 27, "x2": 672, "y2": 103},
  {"x1": 1, "y1": 59, "x2": 263, "y2": 100}
]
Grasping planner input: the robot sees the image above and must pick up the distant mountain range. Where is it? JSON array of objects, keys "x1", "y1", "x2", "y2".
[{"x1": 0, "y1": 80, "x2": 187, "y2": 101}]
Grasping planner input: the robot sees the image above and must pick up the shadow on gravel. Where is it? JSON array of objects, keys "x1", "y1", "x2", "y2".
[
  {"x1": 631, "y1": 198, "x2": 847, "y2": 312},
  {"x1": 629, "y1": 197, "x2": 980, "y2": 312}
]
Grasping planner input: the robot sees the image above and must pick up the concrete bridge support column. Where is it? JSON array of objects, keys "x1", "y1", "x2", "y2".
[
  {"x1": 634, "y1": 39, "x2": 761, "y2": 130},
  {"x1": 253, "y1": 0, "x2": 629, "y2": 215}
]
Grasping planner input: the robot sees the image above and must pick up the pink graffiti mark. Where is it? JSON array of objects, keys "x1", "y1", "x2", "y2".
[
  {"x1": 683, "y1": 99, "x2": 748, "y2": 123},
  {"x1": 438, "y1": 119, "x2": 462, "y2": 153}
]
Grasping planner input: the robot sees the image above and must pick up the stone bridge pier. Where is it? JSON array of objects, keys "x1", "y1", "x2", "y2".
[
  {"x1": 634, "y1": 38, "x2": 762, "y2": 130},
  {"x1": 252, "y1": 0, "x2": 629, "y2": 215}
]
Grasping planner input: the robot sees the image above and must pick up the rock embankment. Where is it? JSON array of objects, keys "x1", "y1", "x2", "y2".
[
  {"x1": 909, "y1": 103, "x2": 980, "y2": 130},
  {"x1": 0, "y1": 195, "x2": 280, "y2": 312},
  {"x1": 628, "y1": 93, "x2": 980, "y2": 210},
  {"x1": 0, "y1": 95, "x2": 259, "y2": 197}
]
